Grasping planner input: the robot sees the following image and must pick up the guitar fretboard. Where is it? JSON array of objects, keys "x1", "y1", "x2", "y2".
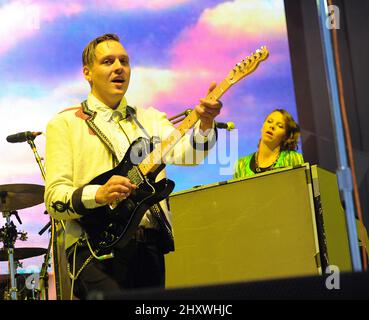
[
  {"x1": 138, "y1": 79, "x2": 230, "y2": 176},
  {"x1": 138, "y1": 46, "x2": 269, "y2": 176}
]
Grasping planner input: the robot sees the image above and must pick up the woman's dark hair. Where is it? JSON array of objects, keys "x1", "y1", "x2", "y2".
[{"x1": 266, "y1": 109, "x2": 301, "y2": 151}]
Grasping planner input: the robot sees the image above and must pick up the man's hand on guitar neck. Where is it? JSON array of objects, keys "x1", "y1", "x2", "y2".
[
  {"x1": 95, "y1": 175, "x2": 137, "y2": 205},
  {"x1": 195, "y1": 81, "x2": 223, "y2": 133}
]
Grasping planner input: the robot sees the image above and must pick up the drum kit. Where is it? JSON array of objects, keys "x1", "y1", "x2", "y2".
[{"x1": 0, "y1": 183, "x2": 49, "y2": 300}]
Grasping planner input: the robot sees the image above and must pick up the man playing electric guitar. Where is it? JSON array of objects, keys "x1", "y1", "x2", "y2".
[{"x1": 44, "y1": 33, "x2": 222, "y2": 300}]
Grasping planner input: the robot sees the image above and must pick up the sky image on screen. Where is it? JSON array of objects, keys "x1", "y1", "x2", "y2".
[{"x1": 0, "y1": 0, "x2": 298, "y2": 276}]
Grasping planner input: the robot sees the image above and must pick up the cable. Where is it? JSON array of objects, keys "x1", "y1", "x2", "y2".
[
  {"x1": 327, "y1": 0, "x2": 367, "y2": 270},
  {"x1": 70, "y1": 244, "x2": 77, "y2": 301}
]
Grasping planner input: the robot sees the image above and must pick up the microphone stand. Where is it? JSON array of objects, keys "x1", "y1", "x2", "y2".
[
  {"x1": 27, "y1": 139, "x2": 45, "y2": 180},
  {"x1": 26, "y1": 138, "x2": 52, "y2": 300},
  {"x1": 36, "y1": 228, "x2": 52, "y2": 300},
  {"x1": 168, "y1": 108, "x2": 235, "y2": 130}
]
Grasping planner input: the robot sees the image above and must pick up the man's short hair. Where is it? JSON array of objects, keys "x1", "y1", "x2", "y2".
[{"x1": 82, "y1": 33, "x2": 120, "y2": 67}]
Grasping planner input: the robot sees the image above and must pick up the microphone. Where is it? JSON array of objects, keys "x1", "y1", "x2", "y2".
[
  {"x1": 6, "y1": 131, "x2": 42, "y2": 143},
  {"x1": 215, "y1": 121, "x2": 235, "y2": 131}
]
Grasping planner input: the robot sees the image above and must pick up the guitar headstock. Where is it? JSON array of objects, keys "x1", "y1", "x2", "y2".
[{"x1": 226, "y1": 46, "x2": 269, "y2": 85}]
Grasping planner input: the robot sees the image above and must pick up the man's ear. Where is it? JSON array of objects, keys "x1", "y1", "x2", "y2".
[{"x1": 83, "y1": 66, "x2": 92, "y2": 82}]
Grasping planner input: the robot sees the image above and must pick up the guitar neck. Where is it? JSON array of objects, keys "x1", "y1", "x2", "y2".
[
  {"x1": 138, "y1": 46, "x2": 269, "y2": 176},
  {"x1": 138, "y1": 79, "x2": 230, "y2": 176}
]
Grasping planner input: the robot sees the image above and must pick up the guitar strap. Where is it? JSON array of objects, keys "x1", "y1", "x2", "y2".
[
  {"x1": 149, "y1": 203, "x2": 175, "y2": 254},
  {"x1": 126, "y1": 106, "x2": 151, "y2": 140},
  {"x1": 126, "y1": 107, "x2": 174, "y2": 250}
]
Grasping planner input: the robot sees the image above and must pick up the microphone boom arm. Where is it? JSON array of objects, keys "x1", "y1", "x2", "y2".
[
  {"x1": 27, "y1": 139, "x2": 46, "y2": 181},
  {"x1": 168, "y1": 109, "x2": 193, "y2": 125},
  {"x1": 168, "y1": 109, "x2": 235, "y2": 130}
]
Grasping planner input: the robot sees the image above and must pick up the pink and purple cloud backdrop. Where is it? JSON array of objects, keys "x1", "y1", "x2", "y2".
[{"x1": 0, "y1": 0, "x2": 298, "y2": 297}]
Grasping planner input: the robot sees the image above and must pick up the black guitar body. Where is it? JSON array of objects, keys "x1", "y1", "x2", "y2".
[{"x1": 78, "y1": 137, "x2": 175, "y2": 251}]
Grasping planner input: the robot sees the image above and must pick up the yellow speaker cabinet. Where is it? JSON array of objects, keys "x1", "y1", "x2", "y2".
[{"x1": 165, "y1": 164, "x2": 351, "y2": 288}]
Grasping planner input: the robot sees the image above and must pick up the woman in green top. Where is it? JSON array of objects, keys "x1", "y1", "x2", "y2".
[{"x1": 234, "y1": 109, "x2": 304, "y2": 178}]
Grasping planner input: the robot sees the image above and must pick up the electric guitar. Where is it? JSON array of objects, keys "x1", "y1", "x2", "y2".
[{"x1": 78, "y1": 46, "x2": 270, "y2": 253}]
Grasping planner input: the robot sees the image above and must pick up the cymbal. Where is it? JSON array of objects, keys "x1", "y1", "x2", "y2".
[
  {"x1": 0, "y1": 247, "x2": 47, "y2": 261},
  {"x1": 0, "y1": 184, "x2": 44, "y2": 212}
]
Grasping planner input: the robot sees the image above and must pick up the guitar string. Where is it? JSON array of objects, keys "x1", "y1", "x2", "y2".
[{"x1": 68, "y1": 106, "x2": 159, "y2": 283}]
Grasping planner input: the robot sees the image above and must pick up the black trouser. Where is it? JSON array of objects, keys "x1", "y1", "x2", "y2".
[{"x1": 69, "y1": 228, "x2": 165, "y2": 300}]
